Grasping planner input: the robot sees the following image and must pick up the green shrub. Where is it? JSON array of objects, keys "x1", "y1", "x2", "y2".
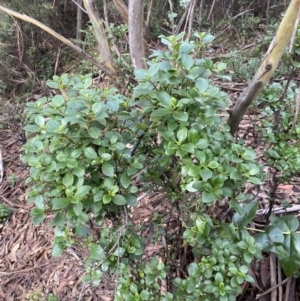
[{"x1": 22, "y1": 32, "x2": 300, "y2": 300}]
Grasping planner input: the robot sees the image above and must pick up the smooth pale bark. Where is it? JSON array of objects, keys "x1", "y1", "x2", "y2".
[
  {"x1": 76, "y1": 0, "x2": 83, "y2": 41},
  {"x1": 83, "y1": 0, "x2": 116, "y2": 74},
  {"x1": 128, "y1": 0, "x2": 147, "y2": 70},
  {"x1": 0, "y1": 5, "x2": 114, "y2": 77},
  {"x1": 228, "y1": 0, "x2": 300, "y2": 134},
  {"x1": 113, "y1": 0, "x2": 128, "y2": 24}
]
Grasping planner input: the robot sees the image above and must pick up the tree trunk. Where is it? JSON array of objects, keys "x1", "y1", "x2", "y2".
[
  {"x1": 112, "y1": 0, "x2": 128, "y2": 24},
  {"x1": 83, "y1": 0, "x2": 116, "y2": 74},
  {"x1": 128, "y1": 0, "x2": 147, "y2": 70},
  {"x1": 76, "y1": 0, "x2": 83, "y2": 41},
  {"x1": 228, "y1": 0, "x2": 300, "y2": 135}
]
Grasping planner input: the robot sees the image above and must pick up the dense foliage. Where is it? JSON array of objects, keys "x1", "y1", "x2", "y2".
[{"x1": 21, "y1": 32, "x2": 300, "y2": 300}]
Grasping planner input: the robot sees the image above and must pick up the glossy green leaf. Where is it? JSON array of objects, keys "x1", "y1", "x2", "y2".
[
  {"x1": 151, "y1": 108, "x2": 172, "y2": 117},
  {"x1": 140, "y1": 290, "x2": 150, "y2": 301},
  {"x1": 35, "y1": 116, "x2": 45, "y2": 127},
  {"x1": 196, "y1": 139, "x2": 209, "y2": 149},
  {"x1": 233, "y1": 202, "x2": 258, "y2": 228},
  {"x1": 46, "y1": 80, "x2": 59, "y2": 89},
  {"x1": 51, "y1": 198, "x2": 71, "y2": 209},
  {"x1": 173, "y1": 111, "x2": 188, "y2": 122},
  {"x1": 200, "y1": 168, "x2": 212, "y2": 181},
  {"x1": 155, "y1": 91, "x2": 171, "y2": 108},
  {"x1": 181, "y1": 143, "x2": 194, "y2": 153},
  {"x1": 188, "y1": 128, "x2": 199, "y2": 143},
  {"x1": 120, "y1": 172, "x2": 131, "y2": 188},
  {"x1": 182, "y1": 55, "x2": 194, "y2": 70},
  {"x1": 63, "y1": 173, "x2": 74, "y2": 187},
  {"x1": 113, "y1": 194, "x2": 127, "y2": 205},
  {"x1": 102, "y1": 163, "x2": 114, "y2": 177},
  {"x1": 177, "y1": 128, "x2": 188, "y2": 143},
  {"x1": 51, "y1": 95, "x2": 64, "y2": 107},
  {"x1": 30, "y1": 208, "x2": 45, "y2": 225},
  {"x1": 267, "y1": 149, "x2": 281, "y2": 159},
  {"x1": 75, "y1": 185, "x2": 91, "y2": 198},
  {"x1": 202, "y1": 192, "x2": 215, "y2": 203},
  {"x1": 266, "y1": 225, "x2": 284, "y2": 243},
  {"x1": 73, "y1": 202, "x2": 83, "y2": 216},
  {"x1": 84, "y1": 147, "x2": 98, "y2": 159}
]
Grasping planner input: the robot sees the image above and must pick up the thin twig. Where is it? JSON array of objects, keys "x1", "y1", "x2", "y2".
[
  {"x1": 70, "y1": 0, "x2": 87, "y2": 14},
  {"x1": 256, "y1": 277, "x2": 292, "y2": 299},
  {"x1": 0, "y1": 263, "x2": 58, "y2": 275}
]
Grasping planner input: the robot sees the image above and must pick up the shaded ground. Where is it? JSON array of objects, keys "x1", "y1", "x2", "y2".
[{"x1": 1, "y1": 94, "x2": 300, "y2": 301}]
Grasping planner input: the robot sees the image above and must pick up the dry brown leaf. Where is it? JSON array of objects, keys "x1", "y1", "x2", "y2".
[{"x1": 278, "y1": 184, "x2": 294, "y2": 190}]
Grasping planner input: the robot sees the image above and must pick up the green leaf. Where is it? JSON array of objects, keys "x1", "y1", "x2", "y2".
[
  {"x1": 46, "y1": 80, "x2": 59, "y2": 89},
  {"x1": 200, "y1": 168, "x2": 212, "y2": 181},
  {"x1": 249, "y1": 177, "x2": 262, "y2": 185},
  {"x1": 63, "y1": 173, "x2": 74, "y2": 187},
  {"x1": 195, "y1": 78, "x2": 209, "y2": 93},
  {"x1": 73, "y1": 202, "x2": 83, "y2": 216},
  {"x1": 177, "y1": 128, "x2": 188, "y2": 143},
  {"x1": 254, "y1": 232, "x2": 270, "y2": 250},
  {"x1": 84, "y1": 147, "x2": 98, "y2": 159},
  {"x1": 140, "y1": 290, "x2": 150, "y2": 301},
  {"x1": 277, "y1": 233, "x2": 300, "y2": 276},
  {"x1": 161, "y1": 131, "x2": 176, "y2": 142},
  {"x1": 233, "y1": 202, "x2": 258, "y2": 228},
  {"x1": 242, "y1": 149, "x2": 257, "y2": 160},
  {"x1": 51, "y1": 95, "x2": 64, "y2": 107},
  {"x1": 212, "y1": 175, "x2": 225, "y2": 188},
  {"x1": 46, "y1": 119, "x2": 60, "y2": 132},
  {"x1": 267, "y1": 149, "x2": 281, "y2": 159},
  {"x1": 282, "y1": 215, "x2": 299, "y2": 232},
  {"x1": 84, "y1": 77, "x2": 92, "y2": 88},
  {"x1": 266, "y1": 225, "x2": 284, "y2": 243},
  {"x1": 196, "y1": 139, "x2": 209, "y2": 149},
  {"x1": 208, "y1": 161, "x2": 219, "y2": 169},
  {"x1": 90, "y1": 243, "x2": 104, "y2": 259},
  {"x1": 151, "y1": 108, "x2": 172, "y2": 117},
  {"x1": 52, "y1": 198, "x2": 71, "y2": 209},
  {"x1": 182, "y1": 55, "x2": 194, "y2": 70},
  {"x1": 125, "y1": 194, "x2": 136, "y2": 206},
  {"x1": 187, "y1": 276, "x2": 197, "y2": 293},
  {"x1": 155, "y1": 91, "x2": 172, "y2": 108},
  {"x1": 88, "y1": 127, "x2": 101, "y2": 139},
  {"x1": 92, "y1": 103, "x2": 102, "y2": 114},
  {"x1": 149, "y1": 63, "x2": 160, "y2": 77},
  {"x1": 102, "y1": 163, "x2": 114, "y2": 177},
  {"x1": 113, "y1": 194, "x2": 127, "y2": 205},
  {"x1": 270, "y1": 214, "x2": 290, "y2": 232},
  {"x1": 120, "y1": 172, "x2": 131, "y2": 188},
  {"x1": 202, "y1": 34, "x2": 214, "y2": 44},
  {"x1": 188, "y1": 128, "x2": 199, "y2": 144},
  {"x1": 30, "y1": 208, "x2": 45, "y2": 225},
  {"x1": 202, "y1": 192, "x2": 215, "y2": 203},
  {"x1": 52, "y1": 243, "x2": 64, "y2": 257},
  {"x1": 181, "y1": 143, "x2": 194, "y2": 153},
  {"x1": 103, "y1": 195, "x2": 111, "y2": 204},
  {"x1": 74, "y1": 167, "x2": 85, "y2": 177},
  {"x1": 35, "y1": 116, "x2": 45, "y2": 126},
  {"x1": 75, "y1": 185, "x2": 91, "y2": 198},
  {"x1": 23, "y1": 125, "x2": 40, "y2": 133},
  {"x1": 194, "y1": 150, "x2": 206, "y2": 163},
  {"x1": 230, "y1": 170, "x2": 242, "y2": 180},
  {"x1": 173, "y1": 111, "x2": 188, "y2": 122}
]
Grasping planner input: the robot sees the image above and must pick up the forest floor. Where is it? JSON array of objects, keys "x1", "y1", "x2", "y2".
[{"x1": 1, "y1": 87, "x2": 300, "y2": 301}]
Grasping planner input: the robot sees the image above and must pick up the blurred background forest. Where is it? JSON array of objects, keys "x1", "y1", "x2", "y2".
[{"x1": 0, "y1": 0, "x2": 290, "y2": 98}]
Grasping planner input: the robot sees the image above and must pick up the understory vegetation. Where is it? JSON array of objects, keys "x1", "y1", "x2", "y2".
[
  {"x1": 21, "y1": 32, "x2": 300, "y2": 300},
  {"x1": 1, "y1": 0, "x2": 300, "y2": 300}
]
